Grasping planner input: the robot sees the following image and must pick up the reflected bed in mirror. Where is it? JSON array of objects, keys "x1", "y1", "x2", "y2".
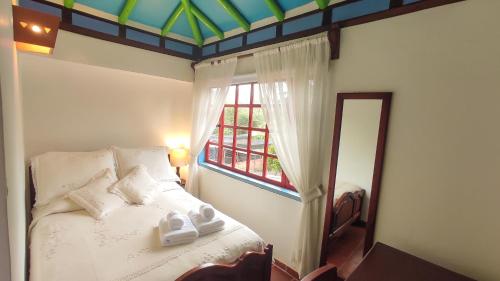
[{"x1": 320, "y1": 92, "x2": 392, "y2": 280}]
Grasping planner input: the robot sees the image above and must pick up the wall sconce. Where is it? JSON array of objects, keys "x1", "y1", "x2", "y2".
[
  {"x1": 12, "y1": 5, "x2": 60, "y2": 54},
  {"x1": 170, "y1": 147, "x2": 190, "y2": 179}
]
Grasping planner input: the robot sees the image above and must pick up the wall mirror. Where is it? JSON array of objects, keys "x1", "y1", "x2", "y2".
[{"x1": 320, "y1": 92, "x2": 392, "y2": 279}]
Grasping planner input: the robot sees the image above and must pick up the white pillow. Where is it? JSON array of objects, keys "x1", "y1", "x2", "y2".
[
  {"x1": 31, "y1": 149, "x2": 117, "y2": 207},
  {"x1": 112, "y1": 146, "x2": 180, "y2": 183},
  {"x1": 109, "y1": 165, "x2": 162, "y2": 205},
  {"x1": 31, "y1": 196, "x2": 83, "y2": 222},
  {"x1": 68, "y1": 169, "x2": 125, "y2": 219}
]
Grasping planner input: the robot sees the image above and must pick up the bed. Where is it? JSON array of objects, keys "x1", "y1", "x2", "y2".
[
  {"x1": 27, "y1": 149, "x2": 272, "y2": 281},
  {"x1": 328, "y1": 182, "x2": 365, "y2": 240}
]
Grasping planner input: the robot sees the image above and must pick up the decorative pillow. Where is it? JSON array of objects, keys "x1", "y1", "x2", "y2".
[
  {"x1": 112, "y1": 146, "x2": 180, "y2": 183},
  {"x1": 109, "y1": 165, "x2": 162, "y2": 205},
  {"x1": 67, "y1": 169, "x2": 125, "y2": 219},
  {"x1": 31, "y1": 149, "x2": 117, "y2": 207}
]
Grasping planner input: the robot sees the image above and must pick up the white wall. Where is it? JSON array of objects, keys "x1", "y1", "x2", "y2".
[
  {"x1": 199, "y1": 167, "x2": 301, "y2": 266},
  {"x1": 19, "y1": 53, "x2": 193, "y2": 159},
  {"x1": 332, "y1": 1, "x2": 500, "y2": 280},
  {"x1": 0, "y1": 93, "x2": 11, "y2": 281},
  {"x1": 199, "y1": 1, "x2": 500, "y2": 280},
  {"x1": 336, "y1": 100, "x2": 381, "y2": 221},
  {"x1": 51, "y1": 30, "x2": 194, "y2": 82},
  {"x1": 0, "y1": 1, "x2": 26, "y2": 280}
]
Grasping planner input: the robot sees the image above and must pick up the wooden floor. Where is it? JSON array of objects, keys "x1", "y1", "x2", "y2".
[
  {"x1": 271, "y1": 226, "x2": 365, "y2": 281},
  {"x1": 326, "y1": 225, "x2": 366, "y2": 280},
  {"x1": 271, "y1": 265, "x2": 299, "y2": 281}
]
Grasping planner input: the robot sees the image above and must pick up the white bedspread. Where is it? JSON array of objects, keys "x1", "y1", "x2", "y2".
[{"x1": 29, "y1": 184, "x2": 264, "y2": 281}]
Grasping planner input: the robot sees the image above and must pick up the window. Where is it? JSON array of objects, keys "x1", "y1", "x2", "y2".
[{"x1": 205, "y1": 83, "x2": 295, "y2": 191}]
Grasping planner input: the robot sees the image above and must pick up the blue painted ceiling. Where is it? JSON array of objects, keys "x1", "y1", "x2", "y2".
[{"x1": 74, "y1": 0, "x2": 315, "y2": 41}]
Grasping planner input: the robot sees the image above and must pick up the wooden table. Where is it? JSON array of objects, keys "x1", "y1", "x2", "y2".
[{"x1": 346, "y1": 243, "x2": 475, "y2": 281}]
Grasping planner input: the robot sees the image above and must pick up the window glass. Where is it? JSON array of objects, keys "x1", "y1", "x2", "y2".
[
  {"x1": 250, "y1": 131, "x2": 265, "y2": 153},
  {"x1": 252, "y1": 108, "x2": 266, "y2": 129},
  {"x1": 266, "y1": 157, "x2": 282, "y2": 181},
  {"x1": 238, "y1": 84, "x2": 252, "y2": 104},
  {"x1": 249, "y1": 154, "x2": 264, "y2": 176},
  {"x1": 237, "y1": 108, "x2": 250, "y2": 127},
  {"x1": 225, "y1": 86, "x2": 236, "y2": 104},
  {"x1": 236, "y1": 129, "x2": 248, "y2": 149},
  {"x1": 224, "y1": 107, "x2": 235, "y2": 125},
  {"x1": 235, "y1": 151, "x2": 247, "y2": 171},
  {"x1": 223, "y1": 128, "x2": 234, "y2": 146},
  {"x1": 205, "y1": 83, "x2": 294, "y2": 191}
]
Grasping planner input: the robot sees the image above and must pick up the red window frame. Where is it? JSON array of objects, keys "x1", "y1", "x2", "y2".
[{"x1": 204, "y1": 83, "x2": 295, "y2": 192}]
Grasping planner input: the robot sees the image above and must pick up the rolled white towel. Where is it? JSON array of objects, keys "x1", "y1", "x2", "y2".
[
  {"x1": 166, "y1": 210, "x2": 184, "y2": 230},
  {"x1": 158, "y1": 216, "x2": 198, "y2": 247},
  {"x1": 188, "y1": 210, "x2": 225, "y2": 236},
  {"x1": 199, "y1": 204, "x2": 215, "y2": 222}
]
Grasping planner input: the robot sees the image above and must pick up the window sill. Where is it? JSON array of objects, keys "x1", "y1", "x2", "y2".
[{"x1": 199, "y1": 162, "x2": 301, "y2": 202}]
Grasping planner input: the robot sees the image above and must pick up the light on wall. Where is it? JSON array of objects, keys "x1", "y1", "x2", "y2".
[{"x1": 12, "y1": 5, "x2": 60, "y2": 54}]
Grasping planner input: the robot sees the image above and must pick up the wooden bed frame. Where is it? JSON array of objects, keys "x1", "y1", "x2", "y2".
[
  {"x1": 328, "y1": 189, "x2": 364, "y2": 240},
  {"x1": 26, "y1": 167, "x2": 273, "y2": 281}
]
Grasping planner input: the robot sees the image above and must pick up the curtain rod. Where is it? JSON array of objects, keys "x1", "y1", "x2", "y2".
[{"x1": 190, "y1": 26, "x2": 340, "y2": 70}]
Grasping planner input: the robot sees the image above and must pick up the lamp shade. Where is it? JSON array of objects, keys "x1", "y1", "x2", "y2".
[
  {"x1": 170, "y1": 148, "x2": 189, "y2": 167},
  {"x1": 12, "y1": 5, "x2": 60, "y2": 54}
]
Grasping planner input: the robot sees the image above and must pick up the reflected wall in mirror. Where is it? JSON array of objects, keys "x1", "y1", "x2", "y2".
[{"x1": 320, "y1": 92, "x2": 392, "y2": 280}]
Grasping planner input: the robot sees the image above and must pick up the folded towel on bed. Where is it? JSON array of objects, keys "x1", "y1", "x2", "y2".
[
  {"x1": 188, "y1": 210, "x2": 225, "y2": 236},
  {"x1": 158, "y1": 215, "x2": 198, "y2": 246},
  {"x1": 199, "y1": 204, "x2": 215, "y2": 222},
  {"x1": 166, "y1": 210, "x2": 184, "y2": 230}
]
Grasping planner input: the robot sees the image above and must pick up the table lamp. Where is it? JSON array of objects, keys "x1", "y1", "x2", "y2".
[{"x1": 170, "y1": 147, "x2": 189, "y2": 179}]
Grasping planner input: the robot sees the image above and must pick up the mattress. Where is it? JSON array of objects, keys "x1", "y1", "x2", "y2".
[{"x1": 29, "y1": 183, "x2": 264, "y2": 281}]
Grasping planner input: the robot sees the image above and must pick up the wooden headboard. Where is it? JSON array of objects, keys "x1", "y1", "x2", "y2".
[{"x1": 26, "y1": 166, "x2": 35, "y2": 226}]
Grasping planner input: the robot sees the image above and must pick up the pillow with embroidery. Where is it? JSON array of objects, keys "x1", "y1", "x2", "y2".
[
  {"x1": 109, "y1": 165, "x2": 162, "y2": 205},
  {"x1": 68, "y1": 169, "x2": 125, "y2": 219}
]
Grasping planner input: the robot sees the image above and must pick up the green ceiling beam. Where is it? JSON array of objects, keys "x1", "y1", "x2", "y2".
[
  {"x1": 181, "y1": 0, "x2": 203, "y2": 47},
  {"x1": 161, "y1": 3, "x2": 184, "y2": 36},
  {"x1": 64, "y1": 0, "x2": 74, "y2": 9},
  {"x1": 264, "y1": 0, "x2": 284, "y2": 21},
  {"x1": 315, "y1": 0, "x2": 329, "y2": 10},
  {"x1": 118, "y1": 0, "x2": 138, "y2": 25},
  {"x1": 191, "y1": 4, "x2": 224, "y2": 39},
  {"x1": 216, "y1": 0, "x2": 250, "y2": 32}
]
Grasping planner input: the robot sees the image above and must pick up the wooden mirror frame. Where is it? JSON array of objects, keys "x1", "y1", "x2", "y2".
[{"x1": 319, "y1": 92, "x2": 392, "y2": 265}]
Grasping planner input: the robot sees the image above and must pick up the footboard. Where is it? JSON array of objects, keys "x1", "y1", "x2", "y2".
[
  {"x1": 330, "y1": 190, "x2": 364, "y2": 239},
  {"x1": 176, "y1": 244, "x2": 273, "y2": 281}
]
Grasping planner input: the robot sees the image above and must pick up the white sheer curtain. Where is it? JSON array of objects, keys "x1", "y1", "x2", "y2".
[
  {"x1": 254, "y1": 36, "x2": 332, "y2": 277},
  {"x1": 186, "y1": 58, "x2": 237, "y2": 197}
]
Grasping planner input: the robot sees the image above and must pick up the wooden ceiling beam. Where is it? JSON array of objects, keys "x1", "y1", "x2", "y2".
[
  {"x1": 191, "y1": 4, "x2": 224, "y2": 39},
  {"x1": 161, "y1": 3, "x2": 184, "y2": 36},
  {"x1": 181, "y1": 0, "x2": 203, "y2": 47},
  {"x1": 315, "y1": 0, "x2": 329, "y2": 10},
  {"x1": 63, "y1": 0, "x2": 74, "y2": 9},
  {"x1": 216, "y1": 0, "x2": 250, "y2": 32},
  {"x1": 118, "y1": 0, "x2": 138, "y2": 25},
  {"x1": 264, "y1": 0, "x2": 284, "y2": 21}
]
